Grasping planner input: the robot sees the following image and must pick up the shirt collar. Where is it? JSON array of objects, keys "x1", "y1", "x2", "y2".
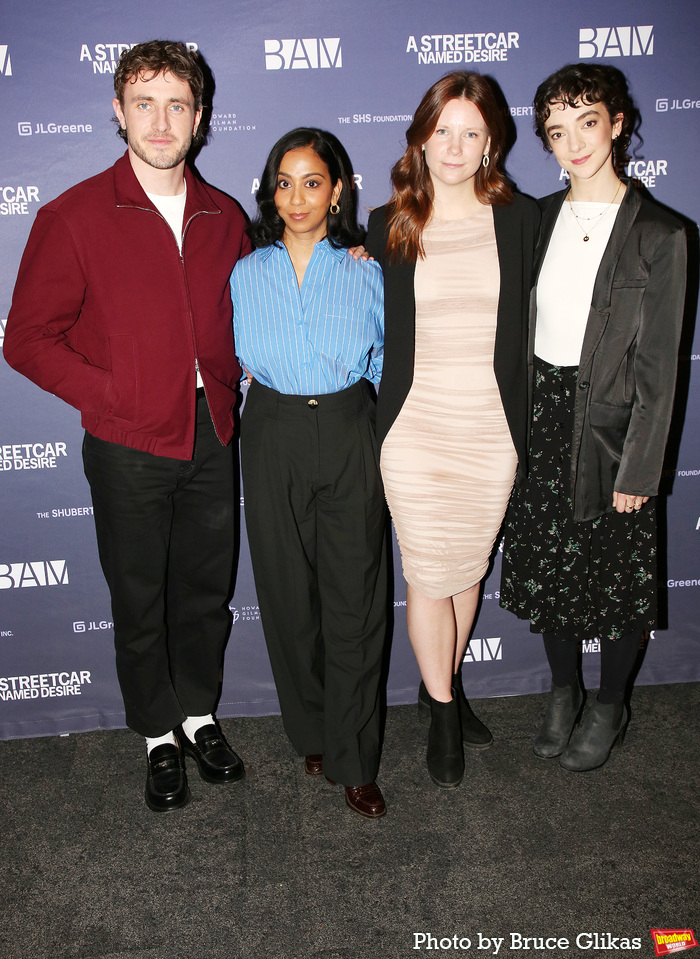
[{"x1": 258, "y1": 237, "x2": 346, "y2": 262}]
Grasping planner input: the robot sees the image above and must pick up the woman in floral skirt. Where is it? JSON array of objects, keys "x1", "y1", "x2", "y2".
[{"x1": 501, "y1": 63, "x2": 686, "y2": 771}]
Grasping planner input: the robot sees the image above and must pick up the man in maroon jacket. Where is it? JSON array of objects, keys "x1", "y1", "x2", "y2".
[{"x1": 3, "y1": 41, "x2": 252, "y2": 812}]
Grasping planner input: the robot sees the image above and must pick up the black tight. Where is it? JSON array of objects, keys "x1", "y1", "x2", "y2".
[{"x1": 542, "y1": 631, "x2": 642, "y2": 704}]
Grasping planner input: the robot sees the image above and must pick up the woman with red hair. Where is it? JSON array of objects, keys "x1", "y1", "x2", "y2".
[{"x1": 366, "y1": 72, "x2": 539, "y2": 787}]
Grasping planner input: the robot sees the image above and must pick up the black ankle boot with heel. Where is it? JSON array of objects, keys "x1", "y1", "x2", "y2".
[
  {"x1": 559, "y1": 698, "x2": 628, "y2": 771},
  {"x1": 419, "y1": 671, "x2": 493, "y2": 749},
  {"x1": 533, "y1": 678, "x2": 585, "y2": 759},
  {"x1": 426, "y1": 685, "x2": 464, "y2": 788}
]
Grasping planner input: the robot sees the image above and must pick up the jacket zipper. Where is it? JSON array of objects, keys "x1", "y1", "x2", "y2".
[{"x1": 118, "y1": 203, "x2": 224, "y2": 449}]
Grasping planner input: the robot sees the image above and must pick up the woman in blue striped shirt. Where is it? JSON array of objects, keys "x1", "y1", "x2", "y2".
[{"x1": 230, "y1": 128, "x2": 388, "y2": 819}]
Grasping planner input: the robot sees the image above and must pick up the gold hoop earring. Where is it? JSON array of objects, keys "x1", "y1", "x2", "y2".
[
  {"x1": 482, "y1": 154, "x2": 490, "y2": 168},
  {"x1": 330, "y1": 203, "x2": 340, "y2": 215}
]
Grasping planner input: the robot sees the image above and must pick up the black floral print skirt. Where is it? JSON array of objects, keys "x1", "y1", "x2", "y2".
[{"x1": 500, "y1": 358, "x2": 656, "y2": 641}]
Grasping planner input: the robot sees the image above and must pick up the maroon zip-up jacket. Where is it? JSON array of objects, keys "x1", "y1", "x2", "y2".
[{"x1": 4, "y1": 152, "x2": 251, "y2": 459}]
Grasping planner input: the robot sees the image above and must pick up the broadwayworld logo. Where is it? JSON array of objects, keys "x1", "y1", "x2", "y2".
[
  {"x1": 0, "y1": 561, "x2": 69, "y2": 589},
  {"x1": 264, "y1": 38, "x2": 342, "y2": 70},
  {"x1": 579, "y1": 25, "x2": 654, "y2": 58},
  {"x1": 650, "y1": 929, "x2": 698, "y2": 956}
]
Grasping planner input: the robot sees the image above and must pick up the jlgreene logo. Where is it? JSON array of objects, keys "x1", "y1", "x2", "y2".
[
  {"x1": 651, "y1": 929, "x2": 698, "y2": 956},
  {"x1": 579, "y1": 25, "x2": 654, "y2": 58},
  {"x1": 657, "y1": 98, "x2": 700, "y2": 112},
  {"x1": 19, "y1": 121, "x2": 93, "y2": 136},
  {"x1": 264, "y1": 38, "x2": 342, "y2": 70},
  {"x1": 74, "y1": 620, "x2": 112, "y2": 633}
]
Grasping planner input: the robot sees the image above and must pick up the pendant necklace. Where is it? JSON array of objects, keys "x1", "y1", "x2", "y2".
[{"x1": 568, "y1": 180, "x2": 623, "y2": 242}]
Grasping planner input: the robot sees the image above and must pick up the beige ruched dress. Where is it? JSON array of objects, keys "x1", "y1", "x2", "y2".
[{"x1": 380, "y1": 207, "x2": 517, "y2": 599}]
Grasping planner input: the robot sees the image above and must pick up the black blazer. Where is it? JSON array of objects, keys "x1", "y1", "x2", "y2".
[
  {"x1": 366, "y1": 194, "x2": 540, "y2": 474},
  {"x1": 531, "y1": 185, "x2": 687, "y2": 521}
]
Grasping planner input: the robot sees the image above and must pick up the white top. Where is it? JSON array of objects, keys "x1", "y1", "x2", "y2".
[
  {"x1": 146, "y1": 187, "x2": 203, "y2": 389},
  {"x1": 535, "y1": 200, "x2": 621, "y2": 366},
  {"x1": 146, "y1": 187, "x2": 186, "y2": 252}
]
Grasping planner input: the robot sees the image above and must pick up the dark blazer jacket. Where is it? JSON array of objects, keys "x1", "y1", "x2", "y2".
[
  {"x1": 532, "y1": 185, "x2": 687, "y2": 522},
  {"x1": 366, "y1": 194, "x2": 540, "y2": 476}
]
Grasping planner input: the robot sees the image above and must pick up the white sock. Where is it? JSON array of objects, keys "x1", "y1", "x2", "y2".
[
  {"x1": 145, "y1": 731, "x2": 176, "y2": 754},
  {"x1": 181, "y1": 714, "x2": 214, "y2": 742}
]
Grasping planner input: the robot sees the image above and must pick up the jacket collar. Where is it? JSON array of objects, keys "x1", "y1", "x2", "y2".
[
  {"x1": 566, "y1": 182, "x2": 642, "y2": 374},
  {"x1": 113, "y1": 150, "x2": 222, "y2": 218},
  {"x1": 589, "y1": 181, "x2": 641, "y2": 309}
]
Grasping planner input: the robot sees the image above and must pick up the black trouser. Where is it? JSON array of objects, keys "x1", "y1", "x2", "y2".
[
  {"x1": 241, "y1": 379, "x2": 388, "y2": 786},
  {"x1": 82, "y1": 392, "x2": 235, "y2": 737}
]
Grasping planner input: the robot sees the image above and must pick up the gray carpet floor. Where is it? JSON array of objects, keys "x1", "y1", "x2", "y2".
[{"x1": 1, "y1": 684, "x2": 697, "y2": 959}]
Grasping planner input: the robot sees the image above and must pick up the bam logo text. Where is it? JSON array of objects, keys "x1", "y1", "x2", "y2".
[{"x1": 265, "y1": 38, "x2": 342, "y2": 70}]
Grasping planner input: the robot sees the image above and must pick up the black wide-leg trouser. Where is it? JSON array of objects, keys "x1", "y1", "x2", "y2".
[
  {"x1": 83, "y1": 392, "x2": 235, "y2": 737},
  {"x1": 241, "y1": 378, "x2": 388, "y2": 787}
]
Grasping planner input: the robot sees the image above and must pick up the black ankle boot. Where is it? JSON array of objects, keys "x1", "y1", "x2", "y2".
[
  {"x1": 559, "y1": 699, "x2": 628, "y2": 772},
  {"x1": 426, "y1": 689, "x2": 464, "y2": 788},
  {"x1": 418, "y1": 673, "x2": 493, "y2": 749},
  {"x1": 533, "y1": 678, "x2": 584, "y2": 759}
]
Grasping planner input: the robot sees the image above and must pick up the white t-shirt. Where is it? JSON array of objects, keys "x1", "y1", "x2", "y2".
[
  {"x1": 146, "y1": 186, "x2": 186, "y2": 251},
  {"x1": 535, "y1": 199, "x2": 621, "y2": 366}
]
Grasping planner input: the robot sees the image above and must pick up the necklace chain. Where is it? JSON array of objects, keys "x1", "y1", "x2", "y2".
[{"x1": 568, "y1": 181, "x2": 623, "y2": 242}]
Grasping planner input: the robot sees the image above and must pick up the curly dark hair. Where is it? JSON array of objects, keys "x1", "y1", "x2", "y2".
[
  {"x1": 533, "y1": 63, "x2": 639, "y2": 173},
  {"x1": 385, "y1": 71, "x2": 513, "y2": 263},
  {"x1": 249, "y1": 128, "x2": 364, "y2": 250},
  {"x1": 113, "y1": 40, "x2": 205, "y2": 145}
]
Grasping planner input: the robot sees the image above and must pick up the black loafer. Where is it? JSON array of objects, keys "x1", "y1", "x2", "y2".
[
  {"x1": 145, "y1": 742, "x2": 190, "y2": 812},
  {"x1": 177, "y1": 723, "x2": 245, "y2": 784}
]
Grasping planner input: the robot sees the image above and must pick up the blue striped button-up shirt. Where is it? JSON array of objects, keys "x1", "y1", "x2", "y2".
[{"x1": 230, "y1": 239, "x2": 384, "y2": 395}]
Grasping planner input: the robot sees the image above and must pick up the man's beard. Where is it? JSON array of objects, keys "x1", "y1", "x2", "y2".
[{"x1": 127, "y1": 131, "x2": 192, "y2": 170}]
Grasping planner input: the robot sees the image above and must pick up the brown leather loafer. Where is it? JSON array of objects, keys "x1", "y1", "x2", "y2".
[
  {"x1": 304, "y1": 754, "x2": 323, "y2": 776},
  {"x1": 344, "y1": 782, "x2": 386, "y2": 819}
]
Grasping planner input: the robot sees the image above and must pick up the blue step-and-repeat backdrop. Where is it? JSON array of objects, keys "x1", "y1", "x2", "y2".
[{"x1": 1, "y1": 0, "x2": 698, "y2": 739}]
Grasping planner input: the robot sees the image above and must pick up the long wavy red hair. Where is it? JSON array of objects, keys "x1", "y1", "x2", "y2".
[{"x1": 386, "y1": 72, "x2": 513, "y2": 262}]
